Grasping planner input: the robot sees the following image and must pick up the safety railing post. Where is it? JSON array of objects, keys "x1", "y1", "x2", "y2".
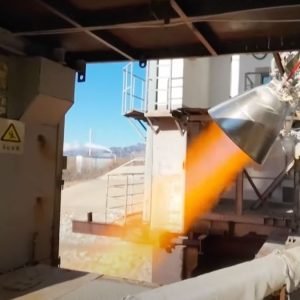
[
  {"x1": 124, "y1": 175, "x2": 129, "y2": 224},
  {"x1": 105, "y1": 174, "x2": 110, "y2": 223}
]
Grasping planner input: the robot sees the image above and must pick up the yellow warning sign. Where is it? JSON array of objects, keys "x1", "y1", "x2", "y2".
[
  {"x1": 1, "y1": 123, "x2": 21, "y2": 143},
  {"x1": 0, "y1": 119, "x2": 24, "y2": 154}
]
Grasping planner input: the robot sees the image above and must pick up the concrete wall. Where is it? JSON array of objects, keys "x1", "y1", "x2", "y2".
[
  {"x1": 146, "y1": 56, "x2": 231, "y2": 112},
  {"x1": 146, "y1": 54, "x2": 271, "y2": 113},
  {"x1": 183, "y1": 55, "x2": 231, "y2": 108},
  {"x1": 0, "y1": 56, "x2": 75, "y2": 272},
  {"x1": 0, "y1": 123, "x2": 62, "y2": 271},
  {"x1": 148, "y1": 119, "x2": 186, "y2": 233},
  {"x1": 208, "y1": 55, "x2": 231, "y2": 106},
  {"x1": 183, "y1": 58, "x2": 210, "y2": 108}
]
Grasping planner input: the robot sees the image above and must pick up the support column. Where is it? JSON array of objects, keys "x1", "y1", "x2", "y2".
[
  {"x1": 236, "y1": 172, "x2": 243, "y2": 215},
  {"x1": 293, "y1": 159, "x2": 300, "y2": 231}
]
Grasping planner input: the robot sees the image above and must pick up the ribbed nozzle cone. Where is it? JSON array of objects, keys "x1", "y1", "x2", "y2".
[{"x1": 208, "y1": 81, "x2": 290, "y2": 164}]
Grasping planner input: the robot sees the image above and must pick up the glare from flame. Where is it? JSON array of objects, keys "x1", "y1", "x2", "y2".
[
  {"x1": 70, "y1": 122, "x2": 253, "y2": 281},
  {"x1": 185, "y1": 122, "x2": 252, "y2": 230}
]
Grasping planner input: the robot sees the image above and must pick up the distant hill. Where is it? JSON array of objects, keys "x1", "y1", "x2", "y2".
[
  {"x1": 110, "y1": 143, "x2": 145, "y2": 158},
  {"x1": 64, "y1": 143, "x2": 113, "y2": 158},
  {"x1": 64, "y1": 142, "x2": 145, "y2": 159}
]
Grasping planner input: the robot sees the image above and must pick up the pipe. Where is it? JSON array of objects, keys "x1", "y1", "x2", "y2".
[{"x1": 126, "y1": 246, "x2": 300, "y2": 300}]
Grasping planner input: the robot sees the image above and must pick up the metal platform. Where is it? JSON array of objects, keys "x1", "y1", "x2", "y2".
[
  {"x1": 72, "y1": 211, "x2": 147, "y2": 241},
  {"x1": 2, "y1": 1, "x2": 300, "y2": 65},
  {"x1": 193, "y1": 199, "x2": 293, "y2": 237},
  {"x1": 124, "y1": 110, "x2": 147, "y2": 121}
]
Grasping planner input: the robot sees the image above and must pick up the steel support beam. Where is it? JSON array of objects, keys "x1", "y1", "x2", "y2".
[
  {"x1": 67, "y1": 36, "x2": 300, "y2": 62},
  {"x1": 14, "y1": 1, "x2": 300, "y2": 38},
  {"x1": 66, "y1": 44, "x2": 208, "y2": 62},
  {"x1": 176, "y1": 0, "x2": 300, "y2": 18},
  {"x1": 3, "y1": 1, "x2": 300, "y2": 62},
  {"x1": 194, "y1": 213, "x2": 291, "y2": 237},
  {"x1": 35, "y1": 0, "x2": 135, "y2": 60},
  {"x1": 13, "y1": 20, "x2": 171, "y2": 37},
  {"x1": 273, "y1": 52, "x2": 285, "y2": 76},
  {"x1": 170, "y1": 0, "x2": 217, "y2": 55},
  {"x1": 0, "y1": 27, "x2": 48, "y2": 58},
  {"x1": 0, "y1": 28, "x2": 27, "y2": 55},
  {"x1": 73, "y1": 220, "x2": 125, "y2": 237},
  {"x1": 236, "y1": 173, "x2": 244, "y2": 216},
  {"x1": 221, "y1": 36, "x2": 300, "y2": 55},
  {"x1": 40, "y1": 1, "x2": 175, "y2": 28},
  {"x1": 243, "y1": 170, "x2": 263, "y2": 201},
  {"x1": 252, "y1": 160, "x2": 295, "y2": 209},
  {"x1": 293, "y1": 159, "x2": 300, "y2": 228}
]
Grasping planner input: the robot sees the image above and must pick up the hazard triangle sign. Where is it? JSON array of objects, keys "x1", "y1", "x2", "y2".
[
  {"x1": 0, "y1": 119, "x2": 24, "y2": 154},
  {"x1": 1, "y1": 123, "x2": 21, "y2": 143}
]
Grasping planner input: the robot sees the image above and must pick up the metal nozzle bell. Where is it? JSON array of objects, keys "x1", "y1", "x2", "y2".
[{"x1": 208, "y1": 81, "x2": 290, "y2": 164}]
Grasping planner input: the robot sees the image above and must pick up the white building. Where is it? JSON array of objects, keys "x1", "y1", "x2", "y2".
[{"x1": 64, "y1": 143, "x2": 115, "y2": 175}]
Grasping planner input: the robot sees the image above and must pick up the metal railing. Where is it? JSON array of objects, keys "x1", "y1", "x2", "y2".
[
  {"x1": 121, "y1": 60, "x2": 184, "y2": 115},
  {"x1": 105, "y1": 172, "x2": 144, "y2": 224},
  {"x1": 122, "y1": 63, "x2": 146, "y2": 115}
]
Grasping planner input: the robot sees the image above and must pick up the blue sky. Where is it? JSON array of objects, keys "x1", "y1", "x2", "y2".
[{"x1": 64, "y1": 62, "x2": 145, "y2": 147}]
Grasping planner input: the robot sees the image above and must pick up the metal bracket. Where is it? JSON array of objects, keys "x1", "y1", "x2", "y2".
[
  {"x1": 75, "y1": 59, "x2": 86, "y2": 82},
  {"x1": 174, "y1": 118, "x2": 186, "y2": 135},
  {"x1": 127, "y1": 118, "x2": 146, "y2": 141},
  {"x1": 53, "y1": 48, "x2": 66, "y2": 64},
  {"x1": 0, "y1": 28, "x2": 26, "y2": 55},
  {"x1": 146, "y1": 117, "x2": 159, "y2": 134},
  {"x1": 172, "y1": 109, "x2": 188, "y2": 135},
  {"x1": 139, "y1": 59, "x2": 147, "y2": 68},
  {"x1": 137, "y1": 119, "x2": 147, "y2": 131},
  {"x1": 149, "y1": 0, "x2": 171, "y2": 24}
]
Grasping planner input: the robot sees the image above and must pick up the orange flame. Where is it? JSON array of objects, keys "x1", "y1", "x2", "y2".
[
  {"x1": 185, "y1": 122, "x2": 252, "y2": 230},
  {"x1": 65, "y1": 122, "x2": 253, "y2": 282}
]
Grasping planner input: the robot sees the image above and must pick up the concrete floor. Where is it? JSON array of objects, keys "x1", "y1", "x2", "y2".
[
  {"x1": 59, "y1": 163, "x2": 152, "y2": 282},
  {"x1": 0, "y1": 265, "x2": 154, "y2": 300}
]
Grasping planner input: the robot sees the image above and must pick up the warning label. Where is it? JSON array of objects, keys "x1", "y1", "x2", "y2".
[
  {"x1": 1, "y1": 123, "x2": 21, "y2": 143},
  {"x1": 0, "y1": 119, "x2": 24, "y2": 154}
]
